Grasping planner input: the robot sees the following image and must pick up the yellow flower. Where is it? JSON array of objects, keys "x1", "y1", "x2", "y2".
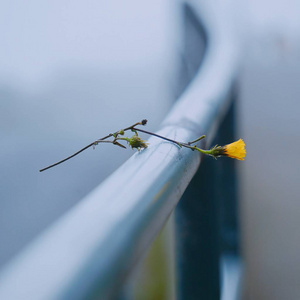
[
  {"x1": 223, "y1": 139, "x2": 246, "y2": 160},
  {"x1": 206, "y1": 139, "x2": 246, "y2": 160}
]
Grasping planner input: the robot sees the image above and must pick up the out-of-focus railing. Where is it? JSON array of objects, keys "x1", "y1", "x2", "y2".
[{"x1": 0, "y1": 1, "x2": 240, "y2": 299}]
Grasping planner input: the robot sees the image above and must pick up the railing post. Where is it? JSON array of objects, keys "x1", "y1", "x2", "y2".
[
  {"x1": 176, "y1": 144, "x2": 221, "y2": 300},
  {"x1": 215, "y1": 91, "x2": 242, "y2": 300},
  {"x1": 215, "y1": 90, "x2": 240, "y2": 257},
  {"x1": 176, "y1": 88, "x2": 240, "y2": 300}
]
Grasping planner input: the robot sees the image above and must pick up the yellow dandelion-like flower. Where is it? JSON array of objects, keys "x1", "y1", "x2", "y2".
[
  {"x1": 223, "y1": 139, "x2": 246, "y2": 160},
  {"x1": 205, "y1": 139, "x2": 246, "y2": 160}
]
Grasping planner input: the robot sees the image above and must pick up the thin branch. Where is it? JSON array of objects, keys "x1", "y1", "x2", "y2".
[
  {"x1": 39, "y1": 119, "x2": 207, "y2": 172},
  {"x1": 134, "y1": 128, "x2": 183, "y2": 147},
  {"x1": 134, "y1": 128, "x2": 205, "y2": 148},
  {"x1": 39, "y1": 120, "x2": 147, "y2": 172},
  {"x1": 39, "y1": 140, "x2": 113, "y2": 172},
  {"x1": 187, "y1": 135, "x2": 206, "y2": 145}
]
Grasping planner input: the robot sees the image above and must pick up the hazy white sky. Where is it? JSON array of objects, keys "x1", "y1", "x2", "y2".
[
  {"x1": 242, "y1": 0, "x2": 300, "y2": 34},
  {"x1": 0, "y1": 0, "x2": 174, "y2": 89},
  {"x1": 0, "y1": 0, "x2": 299, "y2": 88}
]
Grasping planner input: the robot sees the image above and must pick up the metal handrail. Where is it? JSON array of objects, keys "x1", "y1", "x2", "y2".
[{"x1": 0, "y1": 2, "x2": 238, "y2": 299}]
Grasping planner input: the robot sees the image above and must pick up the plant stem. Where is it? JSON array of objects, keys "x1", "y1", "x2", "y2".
[
  {"x1": 39, "y1": 120, "x2": 146, "y2": 172},
  {"x1": 39, "y1": 119, "x2": 207, "y2": 172},
  {"x1": 187, "y1": 135, "x2": 206, "y2": 145},
  {"x1": 134, "y1": 128, "x2": 205, "y2": 150},
  {"x1": 134, "y1": 128, "x2": 183, "y2": 147},
  {"x1": 39, "y1": 140, "x2": 113, "y2": 172}
]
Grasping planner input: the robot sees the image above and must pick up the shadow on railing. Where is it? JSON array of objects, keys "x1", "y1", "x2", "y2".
[{"x1": 0, "y1": 1, "x2": 240, "y2": 299}]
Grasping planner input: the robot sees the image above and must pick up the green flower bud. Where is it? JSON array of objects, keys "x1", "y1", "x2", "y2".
[{"x1": 127, "y1": 135, "x2": 149, "y2": 151}]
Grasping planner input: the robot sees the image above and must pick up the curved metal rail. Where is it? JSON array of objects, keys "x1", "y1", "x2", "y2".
[{"x1": 0, "y1": 1, "x2": 238, "y2": 299}]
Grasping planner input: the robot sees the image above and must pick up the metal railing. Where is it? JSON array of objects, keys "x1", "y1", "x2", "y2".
[{"x1": 0, "y1": 1, "x2": 240, "y2": 299}]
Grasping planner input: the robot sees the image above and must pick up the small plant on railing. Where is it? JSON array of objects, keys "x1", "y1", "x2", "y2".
[{"x1": 39, "y1": 119, "x2": 246, "y2": 172}]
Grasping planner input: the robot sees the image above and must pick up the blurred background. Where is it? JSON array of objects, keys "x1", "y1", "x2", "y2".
[
  {"x1": 235, "y1": 0, "x2": 300, "y2": 299},
  {"x1": 0, "y1": 0, "x2": 176, "y2": 268},
  {"x1": 0, "y1": 0, "x2": 300, "y2": 299}
]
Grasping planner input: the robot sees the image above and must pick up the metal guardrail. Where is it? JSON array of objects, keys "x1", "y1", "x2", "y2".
[{"x1": 0, "y1": 1, "x2": 239, "y2": 299}]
